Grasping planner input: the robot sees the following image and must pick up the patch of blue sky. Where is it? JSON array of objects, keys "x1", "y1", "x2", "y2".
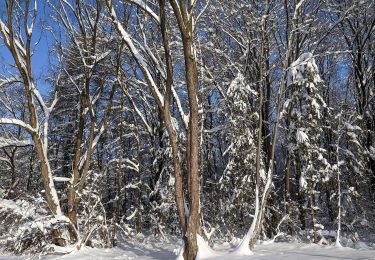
[{"x1": 0, "y1": 0, "x2": 55, "y2": 98}]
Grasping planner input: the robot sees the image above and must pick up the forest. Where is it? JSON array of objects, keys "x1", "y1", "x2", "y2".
[{"x1": 0, "y1": 0, "x2": 374, "y2": 259}]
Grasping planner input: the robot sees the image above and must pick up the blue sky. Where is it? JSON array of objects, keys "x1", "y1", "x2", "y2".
[{"x1": 0, "y1": 0, "x2": 53, "y2": 97}]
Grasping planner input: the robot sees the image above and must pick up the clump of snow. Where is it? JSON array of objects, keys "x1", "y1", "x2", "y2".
[
  {"x1": 296, "y1": 128, "x2": 309, "y2": 143},
  {"x1": 299, "y1": 173, "x2": 307, "y2": 190},
  {"x1": 230, "y1": 242, "x2": 253, "y2": 257},
  {"x1": 0, "y1": 197, "x2": 70, "y2": 254},
  {"x1": 354, "y1": 241, "x2": 369, "y2": 249},
  {"x1": 370, "y1": 146, "x2": 375, "y2": 160},
  {"x1": 175, "y1": 244, "x2": 184, "y2": 260},
  {"x1": 227, "y1": 72, "x2": 257, "y2": 100},
  {"x1": 0, "y1": 199, "x2": 36, "y2": 219},
  {"x1": 196, "y1": 235, "x2": 221, "y2": 259},
  {"x1": 287, "y1": 52, "x2": 322, "y2": 86}
]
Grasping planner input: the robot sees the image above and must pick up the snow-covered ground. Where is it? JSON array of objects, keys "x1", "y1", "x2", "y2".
[
  {"x1": 1, "y1": 237, "x2": 374, "y2": 260},
  {"x1": 252, "y1": 242, "x2": 375, "y2": 260},
  {"x1": 206, "y1": 241, "x2": 375, "y2": 260}
]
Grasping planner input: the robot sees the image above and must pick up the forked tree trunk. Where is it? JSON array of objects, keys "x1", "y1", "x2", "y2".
[
  {"x1": 32, "y1": 133, "x2": 62, "y2": 216},
  {"x1": 159, "y1": 0, "x2": 188, "y2": 251},
  {"x1": 67, "y1": 94, "x2": 87, "y2": 240},
  {"x1": 246, "y1": 0, "x2": 304, "y2": 249},
  {"x1": 106, "y1": 1, "x2": 200, "y2": 258},
  {"x1": 0, "y1": 3, "x2": 63, "y2": 217},
  {"x1": 165, "y1": 1, "x2": 202, "y2": 258}
]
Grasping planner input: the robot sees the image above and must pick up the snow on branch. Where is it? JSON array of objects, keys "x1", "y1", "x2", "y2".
[
  {"x1": 78, "y1": 124, "x2": 106, "y2": 170},
  {"x1": 295, "y1": 0, "x2": 306, "y2": 11},
  {"x1": 107, "y1": 3, "x2": 164, "y2": 108},
  {"x1": 0, "y1": 76, "x2": 21, "y2": 87},
  {"x1": 296, "y1": 128, "x2": 309, "y2": 143},
  {"x1": 0, "y1": 20, "x2": 27, "y2": 58},
  {"x1": 196, "y1": 0, "x2": 211, "y2": 25},
  {"x1": 0, "y1": 137, "x2": 33, "y2": 148},
  {"x1": 0, "y1": 118, "x2": 37, "y2": 134},
  {"x1": 30, "y1": 82, "x2": 52, "y2": 114},
  {"x1": 124, "y1": 158, "x2": 139, "y2": 172},
  {"x1": 128, "y1": 0, "x2": 160, "y2": 24},
  {"x1": 123, "y1": 85, "x2": 153, "y2": 134},
  {"x1": 53, "y1": 176, "x2": 71, "y2": 182},
  {"x1": 126, "y1": 208, "x2": 138, "y2": 220},
  {"x1": 172, "y1": 86, "x2": 189, "y2": 129},
  {"x1": 287, "y1": 52, "x2": 322, "y2": 86}
]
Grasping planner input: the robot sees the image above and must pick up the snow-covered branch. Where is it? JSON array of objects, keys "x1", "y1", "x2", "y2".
[
  {"x1": 0, "y1": 118, "x2": 37, "y2": 134},
  {"x1": 127, "y1": 0, "x2": 160, "y2": 24},
  {"x1": 106, "y1": 2, "x2": 165, "y2": 109},
  {"x1": 0, "y1": 137, "x2": 33, "y2": 148}
]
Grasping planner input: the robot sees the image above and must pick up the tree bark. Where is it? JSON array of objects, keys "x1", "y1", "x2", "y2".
[{"x1": 159, "y1": 0, "x2": 188, "y2": 246}]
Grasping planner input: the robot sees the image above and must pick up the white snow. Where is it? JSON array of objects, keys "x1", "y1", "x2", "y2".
[
  {"x1": 296, "y1": 128, "x2": 309, "y2": 143},
  {"x1": 0, "y1": 199, "x2": 36, "y2": 219},
  {"x1": 1, "y1": 238, "x2": 374, "y2": 260},
  {"x1": 127, "y1": 0, "x2": 160, "y2": 24},
  {"x1": 196, "y1": 235, "x2": 221, "y2": 259},
  {"x1": 53, "y1": 177, "x2": 71, "y2": 182},
  {"x1": 0, "y1": 137, "x2": 33, "y2": 148},
  {"x1": 201, "y1": 239, "x2": 375, "y2": 260},
  {"x1": 299, "y1": 172, "x2": 307, "y2": 190},
  {"x1": 287, "y1": 52, "x2": 322, "y2": 86},
  {"x1": 0, "y1": 118, "x2": 37, "y2": 134}
]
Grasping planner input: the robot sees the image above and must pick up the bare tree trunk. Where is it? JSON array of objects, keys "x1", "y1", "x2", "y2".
[
  {"x1": 27, "y1": 149, "x2": 34, "y2": 191},
  {"x1": 159, "y1": 0, "x2": 187, "y2": 245},
  {"x1": 164, "y1": 2, "x2": 202, "y2": 258},
  {"x1": 181, "y1": 21, "x2": 201, "y2": 260},
  {"x1": 0, "y1": 1, "x2": 62, "y2": 217},
  {"x1": 309, "y1": 185, "x2": 318, "y2": 243},
  {"x1": 284, "y1": 155, "x2": 293, "y2": 234},
  {"x1": 67, "y1": 94, "x2": 87, "y2": 239},
  {"x1": 247, "y1": 1, "x2": 305, "y2": 249},
  {"x1": 295, "y1": 157, "x2": 306, "y2": 230},
  {"x1": 284, "y1": 106, "x2": 293, "y2": 235}
]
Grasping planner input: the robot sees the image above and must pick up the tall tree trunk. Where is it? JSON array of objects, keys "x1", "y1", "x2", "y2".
[
  {"x1": 158, "y1": 0, "x2": 188, "y2": 255},
  {"x1": 309, "y1": 185, "x2": 318, "y2": 243},
  {"x1": 295, "y1": 157, "x2": 306, "y2": 230},
  {"x1": 27, "y1": 149, "x2": 34, "y2": 191},
  {"x1": 182, "y1": 29, "x2": 201, "y2": 260},
  {"x1": 284, "y1": 106, "x2": 293, "y2": 235},
  {"x1": 67, "y1": 94, "x2": 87, "y2": 239},
  {"x1": 284, "y1": 155, "x2": 293, "y2": 234}
]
